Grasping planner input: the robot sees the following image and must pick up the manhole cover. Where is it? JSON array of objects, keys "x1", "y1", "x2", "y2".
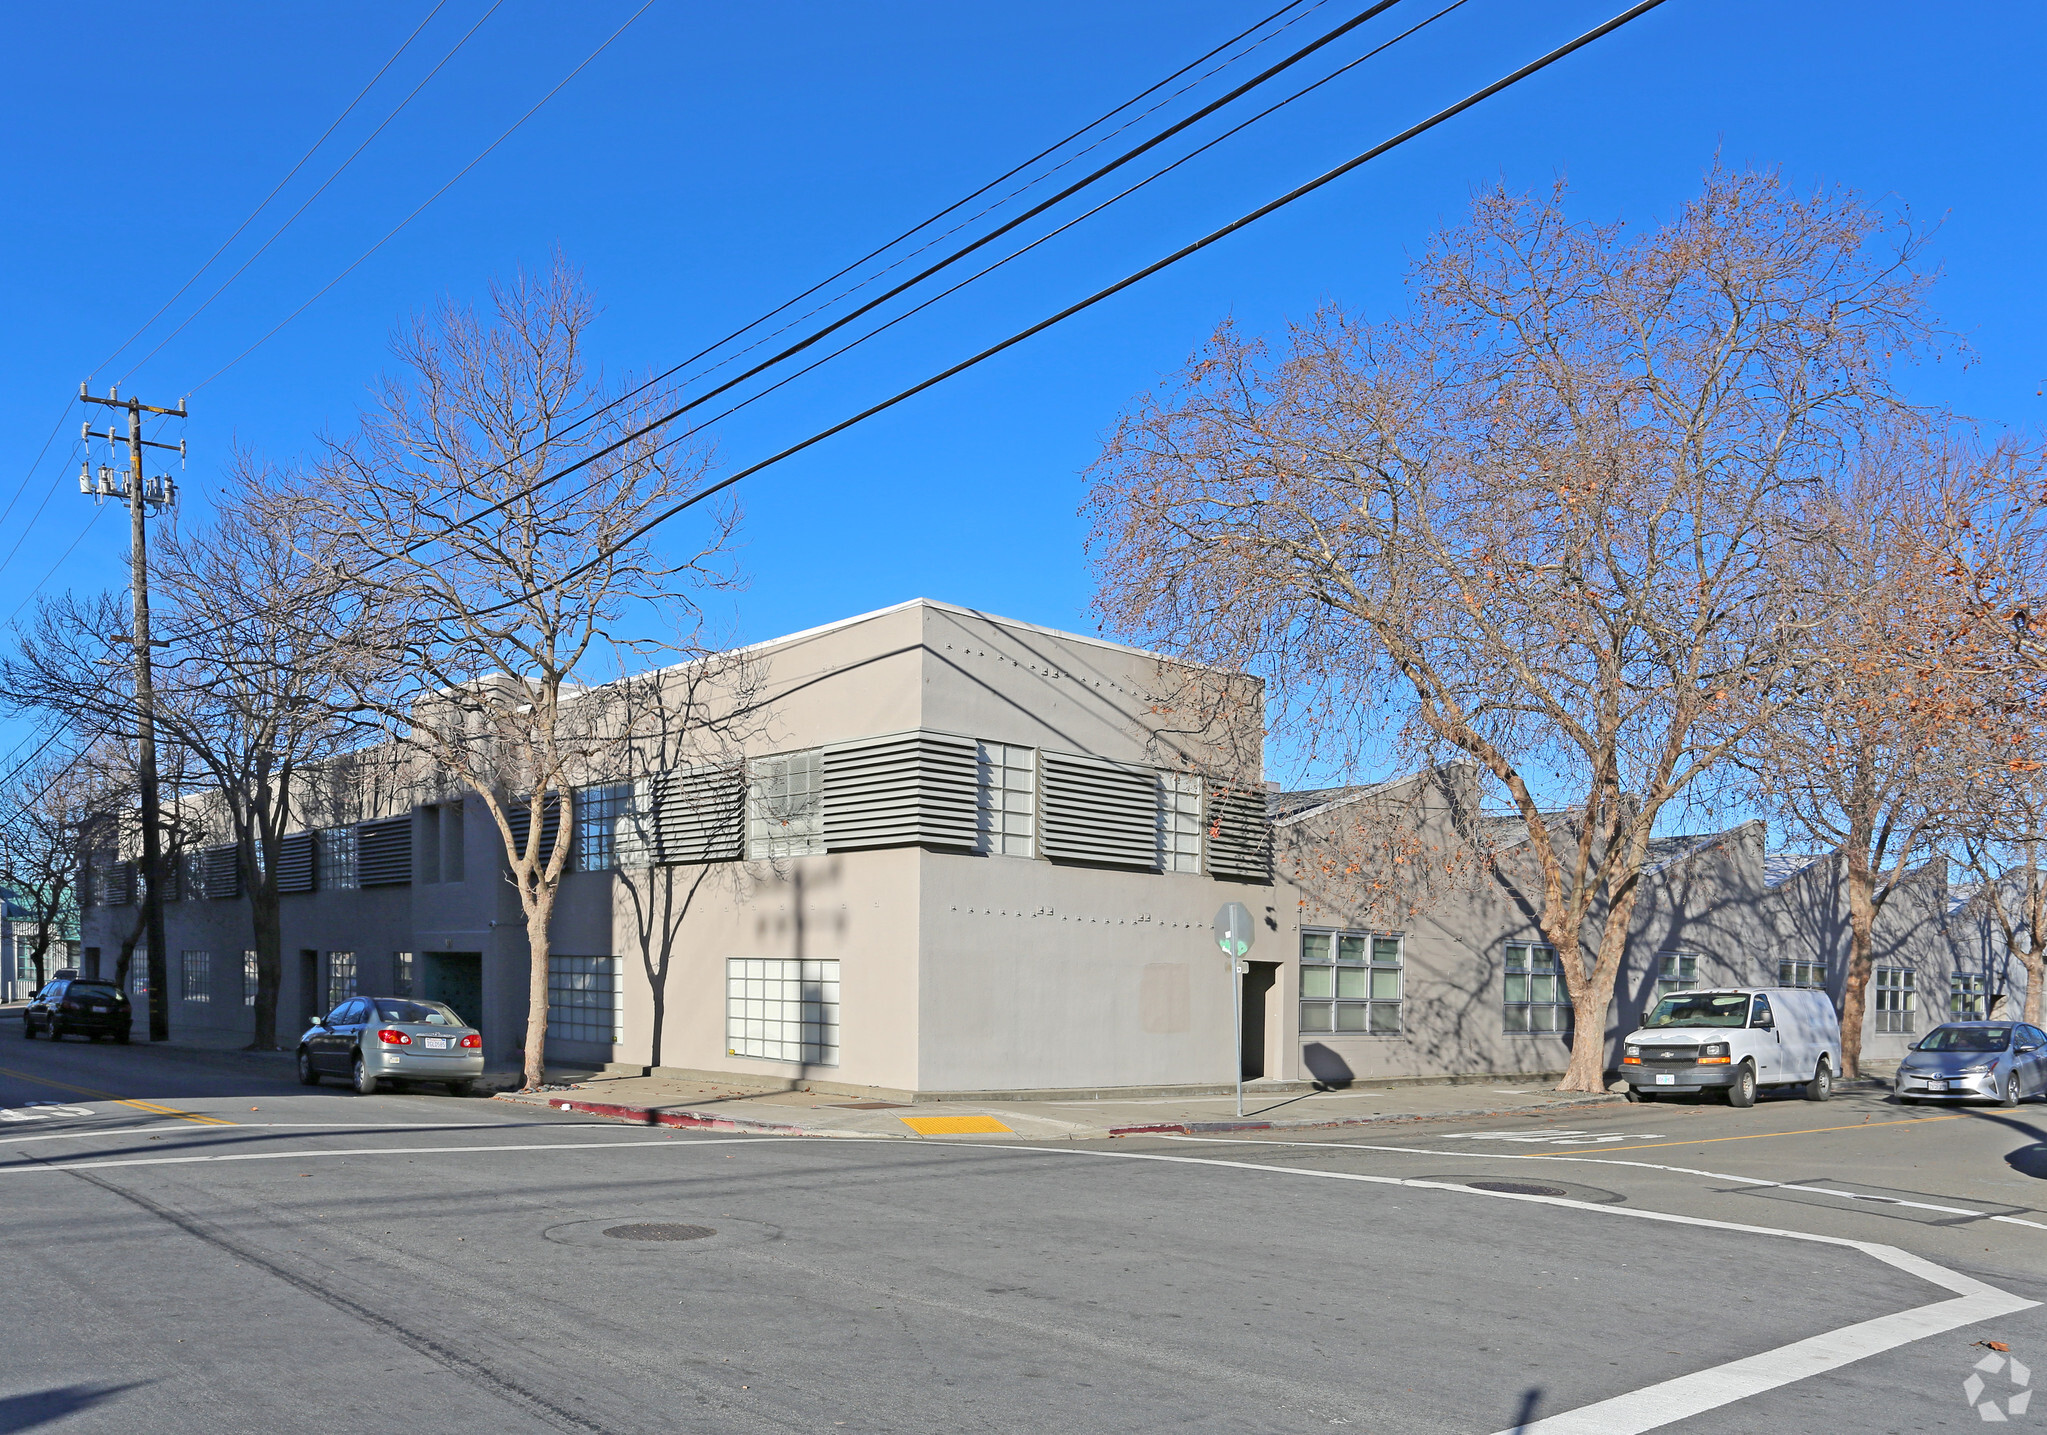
[
  {"x1": 1466, "y1": 1181, "x2": 1569, "y2": 1198},
  {"x1": 602, "y1": 1223, "x2": 717, "y2": 1242}
]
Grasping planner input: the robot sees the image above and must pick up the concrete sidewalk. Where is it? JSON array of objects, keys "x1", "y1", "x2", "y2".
[{"x1": 492, "y1": 1071, "x2": 1630, "y2": 1141}]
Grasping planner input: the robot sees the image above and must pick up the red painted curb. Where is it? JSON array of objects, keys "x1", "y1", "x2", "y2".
[{"x1": 540, "y1": 1096, "x2": 814, "y2": 1136}]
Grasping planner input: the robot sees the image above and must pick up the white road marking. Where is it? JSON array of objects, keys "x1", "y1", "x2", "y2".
[
  {"x1": 0, "y1": 1134, "x2": 788, "y2": 1172},
  {"x1": 1439, "y1": 1129, "x2": 1663, "y2": 1145}
]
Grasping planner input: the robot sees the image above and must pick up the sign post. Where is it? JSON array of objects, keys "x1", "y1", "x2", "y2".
[{"x1": 1213, "y1": 902, "x2": 1255, "y2": 1117}]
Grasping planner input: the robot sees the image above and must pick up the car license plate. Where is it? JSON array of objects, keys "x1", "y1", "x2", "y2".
[
  {"x1": 88, "y1": 1005, "x2": 107, "y2": 1013},
  {"x1": 423, "y1": 1037, "x2": 450, "y2": 1050},
  {"x1": 1926, "y1": 1080, "x2": 1948, "y2": 1092},
  {"x1": 1655, "y1": 1074, "x2": 1676, "y2": 1086}
]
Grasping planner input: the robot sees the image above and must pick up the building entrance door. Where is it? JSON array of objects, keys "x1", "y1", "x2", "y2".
[
  {"x1": 1241, "y1": 961, "x2": 1278, "y2": 1080},
  {"x1": 426, "y1": 952, "x2": 483, "y2": 1030}
]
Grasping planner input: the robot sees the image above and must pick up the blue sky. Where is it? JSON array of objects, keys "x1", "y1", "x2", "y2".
[{"x1": 2, "y1": 0, "x2": 2043, "y2": 789}]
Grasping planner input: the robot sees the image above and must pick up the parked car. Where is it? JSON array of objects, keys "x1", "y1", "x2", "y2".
[
  {"x1": 1619, "y1": 987, "x2": 1841, "y2": 1107},
  {"x1": 1894, "y1": 1022, "x2": 2047, "y2": 1106},
  {"x1": 296, "y1": 997, "x2": 483, "y2": 1096},
  {"x1": 22, "y1": 978, "x2": 131, "y2": 1043}
]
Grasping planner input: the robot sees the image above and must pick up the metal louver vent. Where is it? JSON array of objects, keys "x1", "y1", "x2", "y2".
[
  {"x1": 619, "y1": 765, "x2": 744, "y2": 866},
  {"x1": 1204, "y1": 787, "x2": 1271, "y2": 882},
  {"x1": 822, "y1": 730, "x2": 978, "y2": 852},
  {"x1": 356, "y1": 816, "x2": 412, "y2": 886},
  {"x1": 505, "y1": 799, "x2": 566, "y2": 869},
  {"x1": 161, "y1": 856, "x2": 180, "y2": 903},
  {"x1": 275, "y1": 831, "x2": 315, "y2": 894},
  {"x1": 1039, "y1": 751, "x2": 1160, "y2": 870},
  {"x1": 108, "y1": 860, "x2": 138, "y2": 907},
  {"x1": 204, "y1": 844, "x2": 241, "y2": 899}
]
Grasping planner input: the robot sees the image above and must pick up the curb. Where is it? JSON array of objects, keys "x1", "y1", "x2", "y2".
[
  {"x1": 1104, "y1": 1094, "x2": 1625, "y2": 1138},
  {"x1": 494, "y1": 1092, "x2": 843, "y2": 1137}
]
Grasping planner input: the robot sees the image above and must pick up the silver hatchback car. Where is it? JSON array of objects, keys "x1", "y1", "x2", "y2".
[
  {"x1": 297, "y1": 996, "x2": 484, "y2": 1096},
  {"x1": 1895, "y1": 1021, "x2": 2047, "y2": 1106}
]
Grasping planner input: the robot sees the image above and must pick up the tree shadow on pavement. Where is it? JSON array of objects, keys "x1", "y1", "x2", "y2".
[
  {"x1": 1950, "y1": 1107, "x2": 2047, "y2": 1181},
  {"x1": 0, "y1": 1381, "x2": 149, "y2": 1432}
]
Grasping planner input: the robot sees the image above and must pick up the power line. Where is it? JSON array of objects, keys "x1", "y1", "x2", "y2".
[
  {"x1": 187, "y1": 0, "x2": 654, "y2": 396},
  {"x1": 457, "y1": 0, "x2": 1673, "y2": 626},
  {"x1": 93, "y1": 0, "x2": 452, "y2": 380},
  {"x1": 119, "y1": 0, "x2": 508, "y2": 388}
]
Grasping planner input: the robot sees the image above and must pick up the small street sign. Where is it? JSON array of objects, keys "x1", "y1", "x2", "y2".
[{"x1": 1213, "y1": 902, "x2": 1255, "y2": 960}]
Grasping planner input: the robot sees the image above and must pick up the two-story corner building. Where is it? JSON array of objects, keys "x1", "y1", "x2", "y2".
[{"x1": 79, "y1": 600, "x2": 1278, "y2": 1098}]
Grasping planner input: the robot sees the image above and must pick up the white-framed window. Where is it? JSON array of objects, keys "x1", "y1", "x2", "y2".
[
  {"x1": 1299, "y1": 931, "x2": 1403, "y2": 1036},
  {"x1": 1505, "y1": 943, "x2": 1569, "y2": 1034},
  {"x1": 1655, "y1": 951, "x2": 1699, "y2": 997},
  {"x1": 393, "y1": 951, "x2": 415, "y2": 999},
  {"x1": 326, "y1": 952, "x2": 356, "y2": 1011},
  {"x1": 1875, "y1": 967, "x2": 1915, "y2": 1034},
  {"x1": 575, "y1": 784, "x2": 632, "y2": 872},
  {"x1": 1952, "y1": 972, "x2": 1989, "y2": 1019},
  {"x1": 1161, "y1": 772, "x2": 1202, "y2": 874},
  {"x1": 726, "y1": 957, "x2": 839, "y2": 1065},
  {"x1": 317, "y1": 827, "x2": 358, "y2": 890},
  {"x1": 1778, "y1": 958, "x2": 1825, "y2": 990},
  {"x1": 242, "y1": 950, "x2": 259, "y2": 1007},
  {"x1": 180, "y1": 950, "x2": 210, "y2": 1003},
  {"x1": 976, "y1": 742, "x2": 1037, "y2": 858},
  {"x1": 747, "y1": 751, "x2": 824, "y2": 858},
  {"x1": 548, "y1": 956, "x2": 622, "y2": 1044}
]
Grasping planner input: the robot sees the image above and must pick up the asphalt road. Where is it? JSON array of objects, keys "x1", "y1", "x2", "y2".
[{"x1": 5, "y1": 1034, "x2": 2047, "y2": 1434}]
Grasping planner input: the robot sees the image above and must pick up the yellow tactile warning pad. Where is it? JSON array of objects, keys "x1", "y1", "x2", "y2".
[{"x1": 898, "y1": 1114, "x2": 1013, "y2": 1136}]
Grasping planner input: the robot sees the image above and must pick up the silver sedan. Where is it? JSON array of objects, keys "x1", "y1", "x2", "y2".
[
  {"x1": 1894, "y1": 1021, "x2": 2047, "y2": 1106},
  {"x1": 296, "y1": 996, "x2": 485, "y2": 1096}
]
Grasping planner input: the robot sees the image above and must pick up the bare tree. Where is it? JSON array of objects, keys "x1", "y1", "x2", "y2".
[
  {"x1": 1086, "y1": 169, "x2": 1938, "y2": 1091},
  {"x1": 310, "y1": 256, "x2": 740, "y2": 1090},
  {"x1": 0, "y1": 750, "x2": 88, "y2": 992}
]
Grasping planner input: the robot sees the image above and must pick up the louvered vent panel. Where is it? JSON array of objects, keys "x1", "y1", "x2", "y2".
[
  {"x1": 356, "y1": 816, "x2": 412, "y2": 886},
  {"x1": 161, "y1": 856, "x2": 180, "y2": 903},
  {"x1": 1204, "y1": 787, "x2": 1272, "y2": 882},
  {"x1": 505, "y1": 800, "x2": 565, "y2": 868},
  {"x1": 1039, "y1": 751, "x2": 1160, "y2": 870},
  {"x1": 628, "y1": 766, "x2": 744, "y2": 864},
  {"x1": 205, "y1": 844, "x2": 242, "y2": 899},
  {"x1": 108, "y1": 860, "x2": 137, "y2": 907},
  {"x1": 275, "y1": 831, "x2": 315, "y2": 894},
  {"x1": 822, "y1": 731, "x2": 978, "y2": 852}
]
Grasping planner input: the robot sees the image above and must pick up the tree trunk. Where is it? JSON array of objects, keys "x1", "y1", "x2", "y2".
[
  {"x1": 522, "y1": 891, "x2": 556, "y2": 1090},
  {"x1": 247, "y1": 879, "x2": 283, "y2": 1049},
  {"x1": 28, "y1": 943, "x2": 47, "y2": 991},
  {"x1": 1840, "y1": 854, "x2": 1877, "y2": 1079},
  {"x1": 1558, "y1": 879, "x2": 1651, "y2": 1093}
]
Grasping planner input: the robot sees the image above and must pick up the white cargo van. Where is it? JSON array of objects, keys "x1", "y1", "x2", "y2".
[{"x1": 1619, "y1": 987, "x2": 1842, "y2": 1107}]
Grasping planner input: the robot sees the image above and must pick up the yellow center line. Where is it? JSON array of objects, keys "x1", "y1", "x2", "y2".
[
  {"x1": 0, "y1": 1065, "x2": 236, "y2": 1126},
  {"x1": 1538, "y1": 1113, "x2": 1966, "y2": 1154}
]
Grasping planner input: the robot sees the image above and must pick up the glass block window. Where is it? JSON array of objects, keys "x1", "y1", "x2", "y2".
[
  {"x1": 726, "y1": 957, "x2": 839, "y2": 1065},
  {"x1": 326, "y1": 952, "x2": 356, "y2": 1011},
  {"x1": 548, "y1": 956, "x2": 622, "y2": 1044},
  {"x1": 243, "y1": 950, "x2": 259, "y2": 1008},
  {"x1": 179, "y1": 850, "x2": 206, "y2": 901},
  {"x1": 1504, "y1": 943, "x2": 1570, "y2": 1034},
  {"x1": 1656, "y1": 951, "x2": 1699, "y2": 997},
  {"x1": 575, "y1": 784, "x2": 631, "y2": 872},
  {"x1": 1778, "y1": 958, "x2": 1825, "y2": 989},
  {"x1": 317, "y1": 827, "x2": 358, "y2": 890},
  {"x1": 180, "y1": 950, "x2": 210, "y2": 1003},
  {"x1": 1875, "y1": 967, "x2": 1915, "y2": 1034},
  {"x1": 1161, "y1": 773, "x2": 1202, "y2": 874},
  {"x1": 748, "y1": 750, "x2": 824, "y2": 858},
  {"x1": 393, "y1": 951, "x2": 415, "y2": 999},
  {"x1": 1952, "y1": 972, "x2": 1989, "y2": 1019},
  {"x1": 976, "y1": 742, "x2": 1037, "y2": 858},
  {"x1": 1299, "y1": 931, "x2": 1403, "y2": 1036}
]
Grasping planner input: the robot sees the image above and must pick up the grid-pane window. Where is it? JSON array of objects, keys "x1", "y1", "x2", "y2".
[
  {"x1": 1161, "y1": 773, "x2": 1202, "y2": 874},
  {"x1": 1656, "y1": 952, "x2": 1698, "y2": 997},
  {"x1": 1505, "y1": 944, "x2": 1570, "y2": 1033},
  {"x1": 243, "y1": 950, "x2": 258, "y2": 1008},
  {"x1": 317, "y1": 827, "x2": 358, "y2": 891},
  {"x1": 1952, "y1": 972, "x2": 1989, "y2": 1019},
  {"x1": 393, "y1": 951, "x2": 415, "y2": 999},
  {"x1": 575, "y1": 784, "x2": 631, "y2": 872},
  {"x1": 747, "y1": 751, "x2": 824, "y2": 858},
  {"x1": 975, "y1": 742, "x2": 1037, "y2": 858},
  {"x1": 1875, "y1": 967, "x2": 1915, "y2": 1034},
  {"x1": 180, "y1": 950, "x2": 210, "y2": 1003},
  {"x1": 1299, "y1": 931, "x2": 1403, "y2": 1036},
  {"x1": 180, "y1": 851, "x2": 206, "y2": 901},
  {"x1": 326, "y1": 952, "x2": 356, "y2": 1011},
  {"x1": 1778, "y1": 958, "x2": 1825, "y2": 990},
  {"x1": 726, "y1": 957, "x2": 839, "y2": 1065},
  {"x1": 548, "y1": 956, "x2": 622, "y2": 1044}
]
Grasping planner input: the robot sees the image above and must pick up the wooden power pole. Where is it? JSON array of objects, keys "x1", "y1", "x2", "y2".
[{"x1": 79, "y1": 384, "x2": 182, "y2": 1042}]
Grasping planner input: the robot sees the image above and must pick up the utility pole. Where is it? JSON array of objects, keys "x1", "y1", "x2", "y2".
[{"x1": 79, "y1": 383, "x2": 182, "y2": 1042}]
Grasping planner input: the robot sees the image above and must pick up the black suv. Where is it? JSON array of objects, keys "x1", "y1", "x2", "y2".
[{"x1": 24, "y1": 978, "x2": 131, "y2": 1042}]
